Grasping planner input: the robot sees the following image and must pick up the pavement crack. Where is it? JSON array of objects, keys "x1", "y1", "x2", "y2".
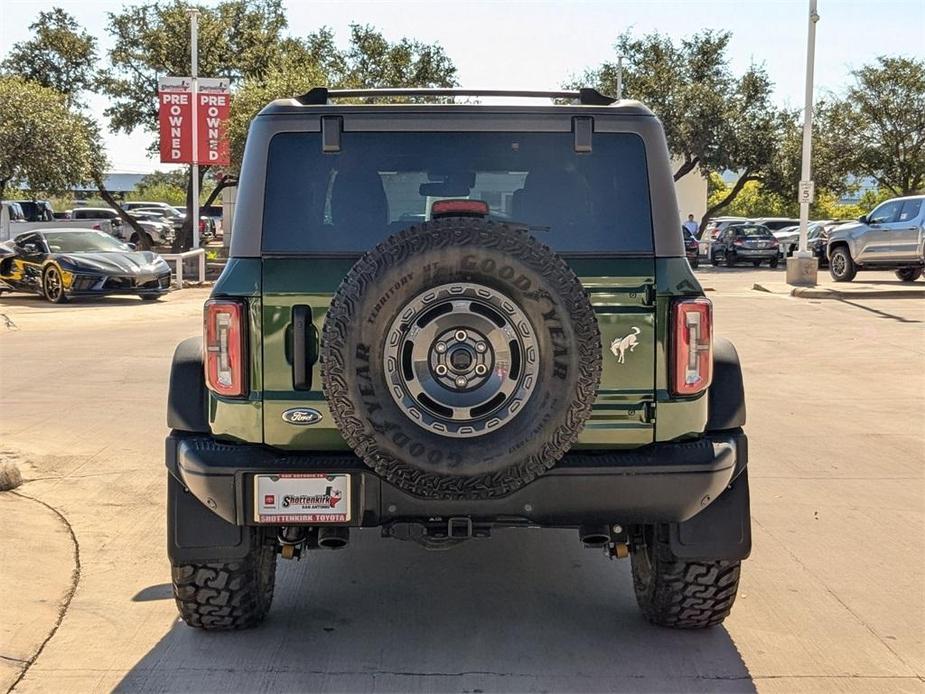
[
  {"x1": 0, "y1": 656, "x2": 28, "y2": 665},
  {"x1": 6, "y1": 491, "x2": 81, "y2": 694}
]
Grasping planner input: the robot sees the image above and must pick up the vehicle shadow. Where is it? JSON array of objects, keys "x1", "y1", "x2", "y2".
[
  {"x1": 116, "y1": 529, "x2": 755, "y2": 693},
  {"x1": 0, "y1": 294, "x2": 162, "y2": 308}
]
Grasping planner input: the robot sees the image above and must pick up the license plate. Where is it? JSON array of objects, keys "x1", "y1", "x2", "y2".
[{"x1": 254, "y1": 473, "x2": 351, "y2": 523}]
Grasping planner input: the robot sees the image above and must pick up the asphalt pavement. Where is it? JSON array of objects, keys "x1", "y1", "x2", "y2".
[{"x1": 1, "y1": 268, "x2": 923, "y2": 693}]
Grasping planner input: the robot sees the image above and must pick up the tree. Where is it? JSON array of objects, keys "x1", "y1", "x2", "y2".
[
  {"x1": 572, "y1": 31, "x2": 735, "y2": 181},
  {"x1": 101, "y1": 0, "x2": 288, "y2": 142},
  {"x1": 226, "y1": 24, "x2": 458, "y2": 176},
  {"x1": 0, "y1": 76, "x2": 95, "y2": 200},
  {"x1": 828, "y1": 57, "x2": 925, "y2": 196},
  {"x1": 574, "y1": 30, "x2": 793, "y2": 231},
  {"x1": 0, "y1": 8, "x2": 98, "y2": 105},
  {"x1": 100, "y1": 0, "x2": 291, "y2": 249}
]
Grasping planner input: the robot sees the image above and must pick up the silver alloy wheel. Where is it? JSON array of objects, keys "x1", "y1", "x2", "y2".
[
  {"x1": 44, "y1": 267, "x2": 63, "y2": 302},
  {"x1": 831, "y1": 251, "x2": 847, "y2": 277},
  {"x1": 383, "y1": 282, "x2": 539, "y2": 438}
]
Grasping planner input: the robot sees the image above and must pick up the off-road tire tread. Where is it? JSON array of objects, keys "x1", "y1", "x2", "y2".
[
  {"x1": 171, "y1": 541, "x2": 276, "y2": 630},
  {"x1": 631, "y1": 525, "x2": 741, "y2": 629},
  {"x1": 321, "y1": 218, "x2": 601, "y2": 500}
]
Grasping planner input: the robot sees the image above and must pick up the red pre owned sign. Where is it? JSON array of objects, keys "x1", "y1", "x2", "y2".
[
  {"x1": 158, "y1": 77, "x2": 192, "y2": 163},
  {"x1": 158, "y1": 76, "x2": 230, "y2": 165},
  {"x1": 197, "y1": 90, "x2": 230, "y2": 165}
]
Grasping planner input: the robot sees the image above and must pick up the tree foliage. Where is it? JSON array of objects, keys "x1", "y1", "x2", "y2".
[
  {"x1": 0, "y1": 76, "x2": 98, "y2": 200},
  {"x1": 827, "y1": 56, "x2": 925, "y2": 196},
  {"x1": 101, "y1": 0, "x2": 289, "y2": 143},
  {"x1": 227, "y1": 24, "x2": 458, "y2": 175},
  {"x1": 0, "y1": 8, "x2": 98, "y2": 104},
  {"x1": 574, "y1": 30, "x2": 795, "y2": 230}
]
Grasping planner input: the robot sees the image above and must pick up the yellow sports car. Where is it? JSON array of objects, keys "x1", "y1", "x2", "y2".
[{"x1": 0, "y1": 227, "x2": 172, "y2": 303}]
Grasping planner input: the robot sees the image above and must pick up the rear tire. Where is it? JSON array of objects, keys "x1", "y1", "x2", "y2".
[
  {"x1": 723, "y1": 252, "x2": 737, "y2": 268},
  {"x1": 769, "y1": 257, "x2": 779, "y2": 269},
  {"x1": 631, "y1": 525, "x2": 741, "y2": 629},
  {"x1": 171, "y1": 532, "x2": 277, "y2": 630},
  {"x1": 829, "y1": 247, "x2": 857, "y2": 282},
  {"x1": 751, "y1": 260, "x2": 761, "y2": 267},
  {"x1": 895, "y1": 267, "x2": 923, "y2": 282},
  {"x1": 689, "y1": 257, "x2": 699, "y2": 269}
]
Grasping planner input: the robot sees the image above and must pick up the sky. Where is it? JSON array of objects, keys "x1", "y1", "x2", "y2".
[{"x1": 1, "y1": 0, "x2": 923, "y2": 173}]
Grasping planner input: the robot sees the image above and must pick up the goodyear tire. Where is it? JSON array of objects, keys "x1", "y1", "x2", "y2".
[
  {"x1": 631, "y1": 524, "x2": 741, "y2": 629},
  {"x1": 321, "y1": 218, "x2": 602, "y2": 499}
]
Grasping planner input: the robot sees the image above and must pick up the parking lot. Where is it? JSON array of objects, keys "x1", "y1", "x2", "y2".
[{"x1": 1, "y1": 268, "x2": 923, "y2": 693}]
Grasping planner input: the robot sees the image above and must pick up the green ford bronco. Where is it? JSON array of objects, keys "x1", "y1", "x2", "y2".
[{"x1": 166, "y1": 87, "x2": 751, "y2": 631}]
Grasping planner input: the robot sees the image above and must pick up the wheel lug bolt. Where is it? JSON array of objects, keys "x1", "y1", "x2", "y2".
[
  {"x1": 435, "y1": 364, "x2": 448, "y2": 376},
  {"x1": 474, "y1": 364, "x2": 487, "y2": 376},
  {"x1": 475, "y1": 342, "x2": 487, "y2": 353},
  {"x1": 455, "y1": 330, "x2": 467, "y2": 341},
  {"x1": 435, "y1": 342, "x2": 447, "y2": 353},
  {"x1": 455, "y1": 376, "x2": 467, "y2": 388}
]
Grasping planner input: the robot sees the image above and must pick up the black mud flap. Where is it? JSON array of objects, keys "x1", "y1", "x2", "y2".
[
  {"x1": 167, "y1": 473, "x2": 256, "y2": 564},
  {"x1": 669, "y1": 469, "x2": 751, "y2": 561}
]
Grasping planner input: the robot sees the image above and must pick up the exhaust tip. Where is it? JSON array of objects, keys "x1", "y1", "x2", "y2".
[
  {"x1": 317, "y1": 527, "x2": 350, "y2": 549},
  {"x1": 579, "y1": 525, "x2": 611, "y2": 548}
]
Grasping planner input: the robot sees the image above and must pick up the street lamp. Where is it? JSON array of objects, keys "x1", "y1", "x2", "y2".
[{"x1": 787, "y1": 0, "x2": 820, "y2": 286}]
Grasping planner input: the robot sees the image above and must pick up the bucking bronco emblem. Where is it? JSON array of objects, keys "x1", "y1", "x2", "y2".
[{"x1": 610, "y1": 327, "x2": 641, "y2": 364}]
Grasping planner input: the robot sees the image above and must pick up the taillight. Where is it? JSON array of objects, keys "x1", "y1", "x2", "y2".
[
  {"x1": 671, "y1": 298, "x2": 712, "y2": 396},
  {"x1": 204, "y1": 299, "x2": 246, "y2": 397}
]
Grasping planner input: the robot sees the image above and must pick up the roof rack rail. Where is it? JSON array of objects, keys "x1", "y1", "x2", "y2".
[{"x1": 295, "y1": 87, "x2": 616, "y2": 106}]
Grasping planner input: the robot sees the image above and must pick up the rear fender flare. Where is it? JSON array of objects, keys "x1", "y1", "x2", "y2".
[{"x1": 167, "y1": 336, "x2": 210, "y2": 433}]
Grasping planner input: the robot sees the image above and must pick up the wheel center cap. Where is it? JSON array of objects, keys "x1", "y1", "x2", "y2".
[{"x1": 450, "y1": 348, "x2": 472, "y2": 370}]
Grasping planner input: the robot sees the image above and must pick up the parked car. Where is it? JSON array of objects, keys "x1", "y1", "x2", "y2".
[
  {"x1": 136, "y1": 205, "x2": 215, "y2": 241},
  {"x1": 682, "y1": 227, "x2": 700, "y2": 268},
  {"x1": 773, "y1": 221, "x2": 833, "y2": 258},
  {"x1": 827, "y1": 195, "x2": 925, "y2": 282},
  {"x1": 0, "y1": 228, "x2": 171, "y2": 303},
  {"x1": 710, "y1": 223, "x2": 780, "y2": 267},
  {"x1": 703, "y1": 216, "x2": 748, "y2": 240},
  {"x1": 124, "y1": 211, "x2": 174, "y2": 246},
  {"x1": 165, "y1": 86, "x2": 751, "y2": 632},
  {"x1": 1, "y1": 201, "x2": 26, "y2": 222},
  {"x1": 10, "y1": 199, "x2": 54, "y2": 222},
  {"x1": 750, "y1": 217, "x2": 799, "y2": 232},
  {"x1": 66, "y1": 207, "x2": 124, "y2": 235}
]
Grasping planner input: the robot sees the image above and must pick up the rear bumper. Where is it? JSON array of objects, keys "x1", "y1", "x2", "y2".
[{"x1": 165, "y1": 430, "x2": 748, "y2": 528}]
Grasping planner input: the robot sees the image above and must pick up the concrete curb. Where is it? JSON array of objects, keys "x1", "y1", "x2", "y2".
[
  {"x1": 791, "y1": 286, "x2": 925, "y2": 300},
  {"x1": 752, "y1": 282, "x2": 925, "y2": 300}
]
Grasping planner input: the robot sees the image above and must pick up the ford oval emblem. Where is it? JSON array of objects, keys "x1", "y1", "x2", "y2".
[{"x1": 281, "y1": 408, "x2": 323, "y2": 425}]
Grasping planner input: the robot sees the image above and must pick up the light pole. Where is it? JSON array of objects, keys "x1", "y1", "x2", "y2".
[
  {"x1": 615, "y1": 55, "x2": 625, "y2": 100},
  {"x1": 787, "y1": 0, "x2": 820, "y2": 286},
  {"x1": 189, "y1": 8, "x2": 200, "y2": 249}
]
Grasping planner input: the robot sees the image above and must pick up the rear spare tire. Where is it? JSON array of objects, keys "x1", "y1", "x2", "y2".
[{"x1": 321, "y1": 218, "x2": 602, "y2": 499}]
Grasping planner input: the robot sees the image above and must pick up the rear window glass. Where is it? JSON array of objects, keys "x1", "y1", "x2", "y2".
[
  {"x1": 262, "y1": 131, "x2": 653, "y2": 254},
  {"x1": 731, "y1": 225, "x2": 772, "y2": 238}
]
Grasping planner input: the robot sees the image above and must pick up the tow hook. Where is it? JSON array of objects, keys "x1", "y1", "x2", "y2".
[
  {"x1": 278, "y1": 526, "x2": 307, "y2": 560},
  {"x1": 609, "y1": 524, "x2": 630, "y2": 559}
]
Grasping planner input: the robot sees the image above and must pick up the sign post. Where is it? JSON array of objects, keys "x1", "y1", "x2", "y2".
[
  {"x1": 156, "y1": 15, "x2": 230, "y2": 250},
  {"x1": 189, "y1": 8, "x2": 200, "y2": 249}
]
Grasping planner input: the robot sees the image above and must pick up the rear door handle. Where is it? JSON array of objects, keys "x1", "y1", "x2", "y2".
[{"x1": 292, "y1": 305, "x2": 312, "y2": 390}]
